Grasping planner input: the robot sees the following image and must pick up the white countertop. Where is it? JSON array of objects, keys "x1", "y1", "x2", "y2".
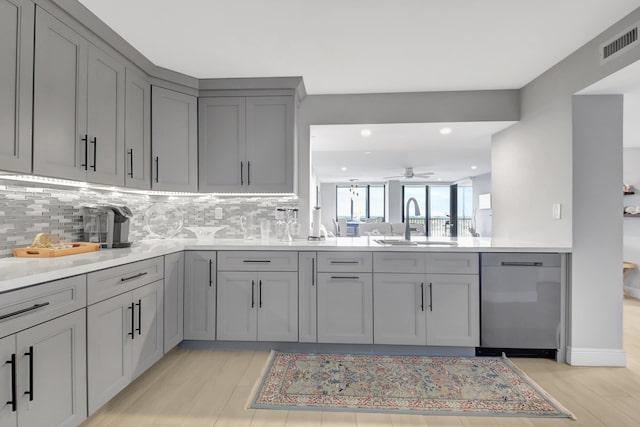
[{"x1": 0, "y1": 237, "x2": 571, "y2": 294}]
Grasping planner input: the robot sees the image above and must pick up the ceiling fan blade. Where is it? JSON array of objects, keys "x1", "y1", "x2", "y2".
[
  {"x1": 383, "y1": 175, "x2": 403, "y2": 179},
  {"x1": 414, "y1": 172, "x2": 434, "y2": 177}
]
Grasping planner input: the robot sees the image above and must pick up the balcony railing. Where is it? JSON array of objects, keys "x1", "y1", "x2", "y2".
[{"x1": 408, "y1": 216, "x2": 473, "y2": 237}]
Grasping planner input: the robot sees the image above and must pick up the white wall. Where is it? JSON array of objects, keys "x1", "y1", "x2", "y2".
[
  {"x1": 319, "y1": 183, "x2": 337, "y2": 233},
  {"x1": 471, "y1": 173, "x2": 492, "y2": 237},
  {"x1": 297, "y1": 90, "x2": 521, "y2": 232},
  {"x1": 623, "y1": 148, "x2": 640, "y2": 296}
]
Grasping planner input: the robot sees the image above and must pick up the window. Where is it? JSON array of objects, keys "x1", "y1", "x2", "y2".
[
  {"x1": 336, "y1": 185, "x2": 385, "y2": 221},
  {"x1": 457, "y1": 185, "x2": 473, "y2": 237}
]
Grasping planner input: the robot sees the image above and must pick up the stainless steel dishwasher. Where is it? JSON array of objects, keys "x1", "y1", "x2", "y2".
[{"x1": 478, "y1": 253, "x2": 563, "y2": 358}]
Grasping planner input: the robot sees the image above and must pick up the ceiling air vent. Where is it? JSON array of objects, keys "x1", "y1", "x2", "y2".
[{"x1": 601, "y1": 23, "x2": 639, "y2": 63}]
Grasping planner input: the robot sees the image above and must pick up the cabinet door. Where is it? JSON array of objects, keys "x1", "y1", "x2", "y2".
[
  {"x1": 373, "y1": 274, "x2": 426, "y2": 345},
  {"x1": 257, "y1": 272, "x2": 298, "y2": 342},
  {"x1": 124, "y1": 68, "x2": 151, "y2": 190},
  {"x1": 298, "y1": 252, "x2": 317, "y2": 343},
  {"x1": 0, "y1": 335, "x2": 17, "y2": 427},
  {"x1": 217, "y1": 272, "x2": 257, "y2": 341},
  {"x1": 198, "y1": 97, "x2": 246, "y2": 192},
  {"x1": 425, "y1": 274, "x2": 479, "y2": 347},
  {"x1": 151, "y1": 86, "x2": 198, "y2": 192},
  {"x1": 132, "y1": 280, "x2": 163, "y2": 379},
  {"x1": 317, "y1": 273, "x2": 373, "y2": 344},
  {"x1": 184, "y1": 251, "x2": 216, "y2": 340},
  {"x1": 164, "y1": 252, "x2": 184, "y2": 352},
  {"x1": 33, "y1": 7, "x2": 88, "y2": 181},
  {"x1": 0, "y1": 0, "x2": 33, "y2": 173},
  {"x1": 17, "y1": 309, "x2": 87, "y2": 427},
  {"x1": 245, "y1": 96, "x2": 295, "y2": 193},
  {"x1": 86, "y1": 43, "x2": 125, "y2": 186},
  {"x1": 87, "y1": 293, "x2": 132, "y2": 415}
]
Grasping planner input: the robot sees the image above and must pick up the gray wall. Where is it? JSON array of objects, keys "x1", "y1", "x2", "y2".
[
  {"x1": 491, "y1": 6, "x2": 640, "y2": 364},
  {"x1": 471, "y1": 173, "x2": 492, "y2": 237},
  {"x1": 571, "y1": 95, "x2": 624, "y2": 365}
]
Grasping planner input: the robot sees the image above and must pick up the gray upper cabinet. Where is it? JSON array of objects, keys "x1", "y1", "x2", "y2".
[
  {"x1": 125, "y1": 69, "x2": 151, "y2": 190},
  {"x1": 33, "y1": 7, "x2": 125, "y2": 186},
  {"x1": 86, "y1": 44, "x2": 125, "y2": 186},
  {"x1": 199, "y1": 95, "x2": 294, "y2": 193},
  {"x1": 151, "y1": 86, "x2": 198, "y2": 192},
  {"x1": 33, "y1": 7, "x2": 88, "y2": 182},
  {"x1": 0, "y1": 0, "x2": 34, "y2": 173}
]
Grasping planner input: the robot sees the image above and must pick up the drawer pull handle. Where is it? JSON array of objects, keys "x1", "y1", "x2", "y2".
[
  {"x1": 120, "y1": 272, "x2": 148, "y2": 282},
  {"x1": 331, "y1": 276, "x2": 360, "y2": 280},
  {"x1": 501, "y1": 261, "x2": 543, "y2": 267},
  {"x1": 6, "y1": 353, "x2": 16, "y2": 412},
  {"x1": 330, "y1": 260, "x2": 359, "y2": 264},
  {"x1": 0, "y1": 302, "x2": 50, "y2": 321},
  {"x1": 243, "y1": 260, "x2": 271, "y2": 263}
]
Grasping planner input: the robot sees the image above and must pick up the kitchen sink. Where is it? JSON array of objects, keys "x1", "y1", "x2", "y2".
[{"x1": 373, "y1": 239, "x2": 458, "y2": 247}]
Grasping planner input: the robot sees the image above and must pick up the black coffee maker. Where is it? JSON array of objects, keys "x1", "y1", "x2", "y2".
[{"x1": 82, "y1": 205, "x2": 133, "y2": 248}]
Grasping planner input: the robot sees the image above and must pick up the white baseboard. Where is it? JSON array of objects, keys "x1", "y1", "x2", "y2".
[
  {"x1": 566, "y1": 346, "x2": 626, "y2": 367},
  {"x1": 624, "y1": 286, "x2": 640, "y2": 299}
]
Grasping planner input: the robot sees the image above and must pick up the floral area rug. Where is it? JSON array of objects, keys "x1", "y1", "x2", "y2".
[{"x1": 248, "y1": 351, "x2": 575, "y2": 418}]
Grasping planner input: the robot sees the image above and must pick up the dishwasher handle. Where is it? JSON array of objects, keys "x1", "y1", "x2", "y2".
[{"x1": 500, "y1": 261, "x2": 543, "y2": 267}]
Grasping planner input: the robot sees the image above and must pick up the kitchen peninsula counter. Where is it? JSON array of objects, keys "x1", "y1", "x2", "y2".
[{"x1": 0, "y1": 237, "x2": 570, "y2": 293}]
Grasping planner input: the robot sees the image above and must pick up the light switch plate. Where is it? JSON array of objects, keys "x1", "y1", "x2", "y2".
[
  {"x1": 214, "y1": 207, "x2": 223, "y2": 219},
  {"x1": 552, "y1": 203, "x2": 561, "y2": 219}
]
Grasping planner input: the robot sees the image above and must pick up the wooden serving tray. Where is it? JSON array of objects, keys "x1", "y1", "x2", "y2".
[{"x1": 13, "y1": 242, "x2": 100, "y2": 258}]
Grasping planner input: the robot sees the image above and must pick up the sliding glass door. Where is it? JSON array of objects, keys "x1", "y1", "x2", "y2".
[{"x1": 403, "y1": 184, "x2": 470, "y2": 237}]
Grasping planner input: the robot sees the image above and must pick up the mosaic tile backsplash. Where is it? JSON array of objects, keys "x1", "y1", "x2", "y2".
[{"x1": 0, "y1": 179, "x2": 299, "y2": 258}]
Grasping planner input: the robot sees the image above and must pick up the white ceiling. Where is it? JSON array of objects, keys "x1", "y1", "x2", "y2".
[
  {"x1": 311, "y1": 122, "x2": 515, "y2": 183},
  {"x1": 77, "y1": 0, "x2": 640, "y2": 95}
]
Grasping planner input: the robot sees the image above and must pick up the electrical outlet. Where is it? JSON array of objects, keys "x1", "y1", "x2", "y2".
[
  {"x1": 552, "y1": 203, "x2": 561, "y2": 220},
  {"x1": 214, "y1": 207, "x2": 223, "y2": 220}
]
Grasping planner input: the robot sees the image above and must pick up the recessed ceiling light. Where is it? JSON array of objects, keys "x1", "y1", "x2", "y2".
[
  {"x1": 437, "y1": 178, "x2": 442, "y2": 181},
  {"x1": 364, "y1": 151, "x2": 372, "y2": 155},
  {"x1": 471, "y1": 165, "x2": 478, "y2": 170},
  {"x1": 360, "y1": 129, "x2": 372, "y2": 137},
  {"x1": 440, "y1": 127, "x2": 452, "y2": 135},
  {"x1": 341, "y1": 167, "x2": 348, "y2": 171}
]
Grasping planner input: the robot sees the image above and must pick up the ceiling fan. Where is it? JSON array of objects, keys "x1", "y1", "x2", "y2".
[{"x1": 383, "y1": 167, "x2": 434, "y2": 180}]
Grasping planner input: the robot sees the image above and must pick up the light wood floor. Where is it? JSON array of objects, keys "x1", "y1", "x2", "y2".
[{"x1": 81, "y1": 298, "x2": 640, "y2": 427}]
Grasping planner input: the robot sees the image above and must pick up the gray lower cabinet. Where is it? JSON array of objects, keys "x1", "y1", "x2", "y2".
[
  {"x1": 184, "y1": 251, "x2": 217, "y2": 340},
  {"x1": 0, "y1": 310, "x2": 87, "y2": 427},
  {"x1": 124, "y1": 68, "x2": 151, "y2": 190},
  {"x1": 33, "y1": 7, "x2": 125, "y2": 186},
  {"x1": 317, "y1": 273, "x2": 373, "y2": 344},
  {"x1": 298, "y1": 252, "x2": 317, "y2": 342},
  {"x1": 217, "y1": 271, "x2": 298, "y2": 341},
  {"x1": 198, "y1": 95, "x2": 295, "y2": 193},
  {"x1": 151, "y1": 86, "x2": 198, "y2": 192},
  {"x1": 87, "y1": 280, "x2": 163, "y2": 415},
  {"x1": 373, "y1": 252, "x2": 480, "y2": 347},
  {"x1": 373, "y1": 273, "x2": 427, "y2": 345},
  {"x1": 425, "y1": 274, "x2": 479, "y2": 346},
  {"x1": 0, "y1": 0, "x2": 33, "y2": 173},
  {"x1": 164, "y1": 252, "x2": 184, "y2": 352}
]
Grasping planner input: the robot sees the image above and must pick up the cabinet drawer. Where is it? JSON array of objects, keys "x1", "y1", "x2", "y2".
[
  {"x1": 87, "y1": 257, "x2": 164, "y2": 305},
  {"x1": 217, "y1": 251, "x2": 297, "y2": 271},
  {"x1": 425, "y1": 253, "x2": 478, "y2": 274},
  {"x1": 373, "y1": 252, "x2": 425, "y2": 274},
  {"x1": 317, "y1": 252, "x2": 372, "y2": 273},
  {"x1": 0, "y1": 275, "x2": 86, "y2": 339}
]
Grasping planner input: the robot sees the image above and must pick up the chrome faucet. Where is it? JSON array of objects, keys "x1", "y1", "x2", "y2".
[{"x1": 405, "y1": 197, "x2": 421, "y2": 241}]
